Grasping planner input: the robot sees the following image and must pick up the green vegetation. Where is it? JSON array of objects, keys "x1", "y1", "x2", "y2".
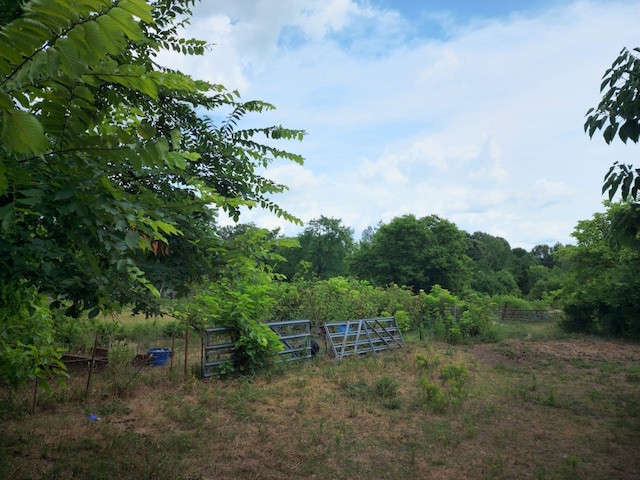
[
  {"x1": 557, "y1": 204, "x2": 640, "y2": 338},
  {"x1": 2, "y1": 322, "x2": 639, "y2": 480},
  {"x1": 0, "y1": 0, "x2": 304, "y2": 387},
  {"x1": 0, "y1": 2, "x2": 638, "y2": 476}
]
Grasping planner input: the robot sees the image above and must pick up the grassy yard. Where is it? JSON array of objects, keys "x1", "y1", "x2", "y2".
[{"x1": 1, "y1": 320, "x2": 640, "y2": 479}]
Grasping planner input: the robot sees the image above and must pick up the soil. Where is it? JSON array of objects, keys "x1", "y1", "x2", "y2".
[{"x1": 471, "y1": 337, "x2": 640, "y2": 367}]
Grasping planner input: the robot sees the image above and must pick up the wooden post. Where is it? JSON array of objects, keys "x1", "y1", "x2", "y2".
[
  {"x1": 184, "y1": 327, "x2": 189, "y2": 380},
  {"x1": 85, "y1": 332, "x2": 99, "y2": 399},
  {"x1": 31, "y1": 379, "x2": 38, "y2": 415},
  {"x1": 200, "y1": 333, "x2": 204, "y2": 379},
  {"x1": 170, "y1": 334, "x2": 175, "y2": 370}
]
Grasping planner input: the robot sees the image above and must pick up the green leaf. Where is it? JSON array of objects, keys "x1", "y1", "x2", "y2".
[
  {"x1": 170, "y1": 128, "x2": 181, "y2": 149},
  {"x1": 53, "y1": 188, "x2": 76, "y2": 201},
  {"x1": 56, "y1": 37, "x2": 85, "y2": 77},
  {"x1": 95, "y1": 14, "x2": 127, "y2": 55},
  {"x1": 1, "y1": 110, "x2": 48, "y2": 154},
  {"x1": 108, "y1": 7, "x2": 145, "y2": 41},
  {"x1": 0, "y1": 204, "x2": 15, "y2": 231},
  {"x1": 155, "y1": 137, "x2": 169, "y2": 163},
  {"x1": 0, "y1": 92, "x2": 12, "y2": 109},
  {"x1": 118, "y1": 0, "x2": 154, "y2": 24},
  {"x1": 168, "y1": 151, "x2": 186, "y2": 169},
  {"x1": 125, "y1": 231, "x2": 140, "y2": 251},
  {"x1": 621, "y1": 174, "x2": 634, "y2": 201},
  {"x1": 619, "y1": 120, "x2": 640, "y2": 144},
  {"x1": 603, "y1": 123, "x2": 617, "y2": 144}
]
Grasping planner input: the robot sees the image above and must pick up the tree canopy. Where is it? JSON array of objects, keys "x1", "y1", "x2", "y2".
[
  {"x1": 272, "y1": 216, "x2": 354, "y2": 280},
  {"x1": 557, "y1": 203, "x2": 640, "y2": 338},
  {"x1": 0, "y1": 0, "x2": 304, "y2": 317},
  {"x1": 585, "y1": 46, "x2": 640, "y2": 251},
  {"x1": 349, "y1": 214, "x2": 471, "y2": 293}
]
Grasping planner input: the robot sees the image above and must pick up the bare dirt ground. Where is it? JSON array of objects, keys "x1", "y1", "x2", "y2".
[{"x1": 471, "y1": 337, "x2": 640, "y2": 367}]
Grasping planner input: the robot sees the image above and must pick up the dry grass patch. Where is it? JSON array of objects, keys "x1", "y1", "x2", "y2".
[{"x1": 2, "y1": 335, "x2": 640, "y2": 479}]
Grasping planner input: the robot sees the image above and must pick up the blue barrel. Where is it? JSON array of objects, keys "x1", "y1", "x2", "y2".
[{"x1": 147, "y1": 348, "x2": 171, "y2": 366}]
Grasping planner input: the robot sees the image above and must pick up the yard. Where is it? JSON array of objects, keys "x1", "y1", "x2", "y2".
[{"x1": 1, "y1": 320, "x2": 640, "y2": 479}]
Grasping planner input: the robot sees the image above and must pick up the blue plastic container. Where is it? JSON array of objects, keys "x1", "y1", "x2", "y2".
[
  {"x1": 147, "y1": 348, "x2": 171, "y2": 366},
  {"x1": 337, "y1": 323, "x2": 352, "y2": 334}
]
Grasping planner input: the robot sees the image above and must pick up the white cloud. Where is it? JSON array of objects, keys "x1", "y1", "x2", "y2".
[{"x1": 166, "y1": 0, "x2": 640, "y2": 249}]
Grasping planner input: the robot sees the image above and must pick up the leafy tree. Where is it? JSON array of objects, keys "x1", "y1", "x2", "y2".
[
  {"x1": 177, "y1": 227, "x2": 285, "y2": 374},
  {"x1": 0, "y1": 281, "x2": 67, "y2": 391},
  {"x1": 273, "y1": 216, "x2": 353, "y2": 280},
  {"x1": 0, "y1": 0, "x2": 304, "y2": 385},
  {"x1": 526, "y1": 264, "x2": 564, "y2": 304},
  {"x1": 557, "y1": 203, "x2": 640, "y2": 337},
  {"x1": 0, "y1": 0, "x2": 304, "y2": 317},
  {"x1": 585, "y1": 46, "x2": 640, "y2": 250},
  {"x1": 350, "y1": 214, "x2": 429, "y2": 291},
  {"x1": 467, "y1": 232, "x2": 512, "y2": 271},
  {"x1": 466, "y1": 232, "x2": 519, "y2": 295},
  {"x1": 469, "y1": 269, "x2": 519, "y2": 296},
  {"x1": 530, "y1": 243, "x2": 561, "y2": 269},
  {"x1": 508, "y1": 247, "x2": 536, "y2": 295},
  {"x1": 349, "y1": 214, "x2": 471, "y2": 293}
]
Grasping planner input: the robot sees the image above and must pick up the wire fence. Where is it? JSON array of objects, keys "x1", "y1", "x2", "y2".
[{"x1": 62, "y1": 328, "x2": 203, "y2": 380}]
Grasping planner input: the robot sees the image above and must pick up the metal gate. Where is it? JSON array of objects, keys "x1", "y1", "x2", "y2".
[
  {"x1": 202, "y1": 319, "x2": 313, "y2": 378},
  {"x1": 323, "y1": 317, "x2": 405, "y2": 360}
]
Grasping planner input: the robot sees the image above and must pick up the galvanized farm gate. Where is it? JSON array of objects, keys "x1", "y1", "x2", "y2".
[
  {"x1": 323, "y1": 317, "x2": 405, "y2": 360},
  {"x1": 202, "y1": 319, "x2": 313, "y2": 378}
]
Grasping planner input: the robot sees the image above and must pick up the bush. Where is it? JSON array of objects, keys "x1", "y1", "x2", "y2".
[
  {"x1": 105, "y1": 341, "x2": 138, "y2": 397},
  {"x1": 492, "y1": 294, "x2": 532, "y2": 311},
  {"x1": 459, "y1": 306, "x2": 497, "y2": 342},
  {"x1": 93, "y1": 319, "x2": 126, "y2": 345},
  {"x1": 232, "y1": 320, "x2": 283, "y2": 374},
  {"x1": 52, "y1": 308, "x2": 94, "y2": 349},
  {"x1": 418, "y1": 363, "x2": 468, "y2": 412},
  {"x1": 418, "y1": 377, "x2": 448, "y2": 413},
  {"x1": 394, "y1": 310, "x2": 411, "y2": 333},
  {"x1": 0, "y1": 281, "x2": 67, "y2": 390},
  {"x1": 373, "y1": 375, "x2": 399, "y2": 399},
  {"x1": 162, "y1": 320, "x2": 187, "y2": 338}
]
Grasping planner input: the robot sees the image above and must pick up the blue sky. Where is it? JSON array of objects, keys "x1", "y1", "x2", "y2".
[{"x1": 160, "y1": 0, "x2": 639, "y2": 249}]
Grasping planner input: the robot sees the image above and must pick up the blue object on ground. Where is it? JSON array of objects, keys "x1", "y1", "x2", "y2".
[{"x1": 147, "y1": 347, "x2": 171, "y2": 366}]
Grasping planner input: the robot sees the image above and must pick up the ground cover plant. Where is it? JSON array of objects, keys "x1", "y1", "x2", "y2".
[{"x1": 1, "y1": 320, "x2": 639, "y2": 480}]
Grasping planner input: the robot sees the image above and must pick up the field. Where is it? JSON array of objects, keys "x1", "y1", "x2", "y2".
[{"x1": 1, "y1": 320, "x2": 640, "y2": 480}]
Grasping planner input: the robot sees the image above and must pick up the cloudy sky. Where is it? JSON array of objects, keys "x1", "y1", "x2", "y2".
[{"x1": 161, "y1": 0, "x2": 639, "y2": 250}]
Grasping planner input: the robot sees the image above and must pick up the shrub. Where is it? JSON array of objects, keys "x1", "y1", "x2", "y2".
[
  {"x1": 52, "y1": 308, "x2": 94, "y2": 349},
  {"x1": 162, "y1": 320, "x2": 187, "y2": 338},
  {"x1": 418, "y1": 363, "x2": 469, "y2": 412},
  {"x1": 93, "y1": 319, "x2": 126, "y2": 345},
  {"x1": 439, "y1": 363, "x2": 467, "y2": 384},
  {"x1": 105, "y1": 341, "x2": 138, "y2": 397},
  {"x1": 232, "y1": 320, "x2": 283, "y2": 374},
  {"x1": 418, "y1": 377, "x2": 448, "y2": 413},
  {"x1": 447, "y1": 326, "x2": 462, "y2": 344},
  {"x1": 373, "y1": 375, "x2": 399, "y2": 399},
  {"x1": 0, "y1": 281, "x2": 67, "y2": 391},
  {"x1": 492, "y1": 294, "x2": 532, "y2": 311},
  {"x1": 394, "y1": 310, "x2": 411, "y2": 333},
  {"x1": 459, "y1": 306, "x2": 497, "y2": 342}
]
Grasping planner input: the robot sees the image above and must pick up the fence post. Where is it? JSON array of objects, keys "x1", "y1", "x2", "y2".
[
  {"x1": 31, "y1": 379, "x2": 38, "y2": 415},
  {"x1": 184, "y1": 327, "x2": 189, "y2": 380},
  {"x1": 170, "y1": 334, "x2": 175, "y2": 370},
  {"x1": 85, "y1": 332, "x2": 99, "y2": 399}
]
